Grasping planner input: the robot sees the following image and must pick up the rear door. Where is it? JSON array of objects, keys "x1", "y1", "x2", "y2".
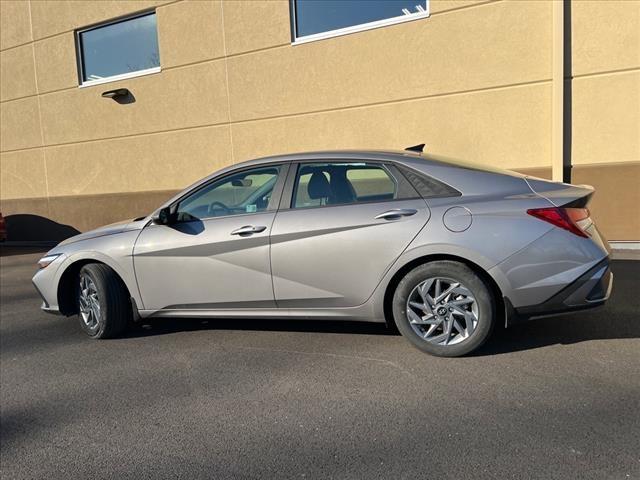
[{"x1": 270, "y1": 161, "x2": 430, "y2": 308}]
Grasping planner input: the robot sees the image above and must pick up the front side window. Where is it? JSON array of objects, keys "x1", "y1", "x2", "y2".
[
  {"x1": 77, "y1": 12, "x2": 160, "y2": 86},
  {"x1": 291, "y1": 0, "x2": 429, "y2": 43},
  {"x1": 293, "y1": 163, "x2": 409, "y2": 208},
  {"x1": 176, "y1": 166, "x2": 281, "y2": 221}
]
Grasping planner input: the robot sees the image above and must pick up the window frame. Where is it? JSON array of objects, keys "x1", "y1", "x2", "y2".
[
  {"x1": 285, "y1": 160, "x2": 420, "y2": 211},
  {"x1": 289, "y1": 0, "x2": 430, "y2": 45},
  {"x1": 168, "y1": 162, "x2": 289, "y2": 223},
  {"x1": 75, "y1": 10, "x2": 161, "y2": 88}
]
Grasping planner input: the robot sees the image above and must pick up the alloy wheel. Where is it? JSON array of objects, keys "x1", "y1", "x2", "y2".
[
  {"x1": 79, "y1": 274, "x2": 101, "y2": 331},
  {"x1": 406, "y1": 277, "x2": 478, "y2": 346}
]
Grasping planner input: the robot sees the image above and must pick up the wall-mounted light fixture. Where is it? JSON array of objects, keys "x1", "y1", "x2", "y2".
[{"x1": 101, "y1": 88, "x2": 130, "y2": 99}]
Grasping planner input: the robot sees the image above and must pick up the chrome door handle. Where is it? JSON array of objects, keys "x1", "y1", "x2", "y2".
[
  {"x1": 230, "y1": 225, "x2": 267, "y2": 235},
  {"x1": 375, "y1": 209, "x2": 418, "y2": 220}
]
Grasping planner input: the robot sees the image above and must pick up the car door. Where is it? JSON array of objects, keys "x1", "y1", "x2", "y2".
[
  {"x1": 133, "y1": 163, "x2": 287, "y2": 311},
  {"x1": 270, "y1": 161, "x2": 430, "y2": 308}
]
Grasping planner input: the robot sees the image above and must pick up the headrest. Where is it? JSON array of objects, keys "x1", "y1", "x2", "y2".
[{"x1": 308, "y1": 171, "x2": 331, "y2": 199}]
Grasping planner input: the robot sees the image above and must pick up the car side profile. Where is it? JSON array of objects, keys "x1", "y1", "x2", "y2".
[{"x1": 32, "y1": 149, "x2": 612, "y2": 357}]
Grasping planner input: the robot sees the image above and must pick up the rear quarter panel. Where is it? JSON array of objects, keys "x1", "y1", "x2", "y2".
[
  {"x1": 383, "y1": 193, "x2": 554, "y2": 292},
  {"x1": 375, "y1": 157, "x2": 610, "y2": 311},
  {"x1": 370, "y1": 160, "x2": 558, "y2": 312}
]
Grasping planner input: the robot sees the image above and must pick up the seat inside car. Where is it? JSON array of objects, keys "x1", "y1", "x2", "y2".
[
  {"x1": 328, "y1": 168, "x2": 357, "y2": 204},
  {"x1": 307, "y1": 171, "x2": 332, "y2": 205},
  {"x1": 306, "y1": 167, "x2": 357, "y2": 205}
]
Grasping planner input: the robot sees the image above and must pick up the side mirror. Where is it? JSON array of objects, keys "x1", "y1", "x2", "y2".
[{"x1": 154, "y1": 206, "x2": 174, "y2": 225}]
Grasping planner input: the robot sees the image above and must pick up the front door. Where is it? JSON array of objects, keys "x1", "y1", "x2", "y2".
[
  {"x1": 270, "y1": 161, "x2": 430, "y2": 308},
  {"x1": 133, "y1": 164, "x2": 286, "y2": 311}
]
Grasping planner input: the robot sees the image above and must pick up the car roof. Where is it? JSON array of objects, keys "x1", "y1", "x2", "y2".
[
  {"x1": 234, "y1": 149, "x2": 528, "y2": 180},
  {"x1": 232, "y1": 149, "x2": 425, "y2": 167}
]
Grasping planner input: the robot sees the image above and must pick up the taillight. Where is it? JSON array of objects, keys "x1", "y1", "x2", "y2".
[{"x1": 527, "y1": 207, "x2": 591, "y2": 238}]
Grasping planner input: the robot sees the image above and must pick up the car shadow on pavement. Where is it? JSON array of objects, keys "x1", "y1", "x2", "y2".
[
  {"x1": 125, "y1": 317, "x2": 394, "y2": 339},
  {"x1": 474, "y1": 309, "x2": 640, "y2": 356}
]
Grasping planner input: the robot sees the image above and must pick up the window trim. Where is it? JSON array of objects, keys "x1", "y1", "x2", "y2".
[
  {"x1": 75, "y1": 10, "x2": 161, "y2": 88},
  {"x1": 290, "y1": 0, "x2": 430, "y2": 45}
]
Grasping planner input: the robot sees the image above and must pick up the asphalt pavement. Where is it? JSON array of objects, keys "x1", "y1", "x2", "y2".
[{"x1": 1, "y1": 247, "x2": 639, "y2": 479}]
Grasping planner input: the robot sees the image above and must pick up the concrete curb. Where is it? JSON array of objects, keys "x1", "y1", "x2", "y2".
[{"x1": 612, "y1": 250, "x2": 640, "y2": 261}]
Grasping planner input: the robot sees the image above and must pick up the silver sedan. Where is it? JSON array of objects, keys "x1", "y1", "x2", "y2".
[{"x1": 32, "y1": 149, "x2": 612, "y2": 356}]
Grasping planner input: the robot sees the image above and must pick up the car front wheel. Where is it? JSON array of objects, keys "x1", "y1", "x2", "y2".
[
  {"x1": 77, "y1": 263, "x2": 131, "y2": 339},
  {"x1": 392, "y1": 261, "x2": 495, "y2": 357}
]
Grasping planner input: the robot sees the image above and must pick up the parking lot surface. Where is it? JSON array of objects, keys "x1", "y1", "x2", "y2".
[{"x1": 1, "y1": 247, "x2": 639, "y2": 479}]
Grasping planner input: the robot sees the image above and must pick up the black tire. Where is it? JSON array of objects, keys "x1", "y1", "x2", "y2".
[
  {"x1": 77, "y1": 263, "x2": 131, "y2": 339},
  {"x1": 392, "y1": 261, "x2": 495, "y2": 357}
]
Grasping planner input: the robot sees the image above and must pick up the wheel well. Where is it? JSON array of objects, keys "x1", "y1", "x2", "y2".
[
  {"x1": 382, "y1": 254, "x2": 505, "y2": 329},
  {"x1": 57, "y1": 260, "x2": 131, "y2": 316}
]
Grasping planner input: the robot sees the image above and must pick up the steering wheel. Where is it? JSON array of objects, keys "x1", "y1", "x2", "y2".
[{"x1": 207, "y1": 201, "x2": 230, "y2": 216}]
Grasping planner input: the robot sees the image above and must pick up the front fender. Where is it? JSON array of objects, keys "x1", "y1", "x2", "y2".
[{"x1": 48, "y1": 230, "x2": 143, "y2": 312}]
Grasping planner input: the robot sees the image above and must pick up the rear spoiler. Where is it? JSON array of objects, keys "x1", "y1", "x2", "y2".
[{"x1": 525, "y1": 177, "x2": 594, "y2": 208}]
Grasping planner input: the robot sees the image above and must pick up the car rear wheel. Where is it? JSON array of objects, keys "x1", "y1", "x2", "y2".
[
  {"x1": 392, "y1": 261, "x2": 495, "y2": 357},
  {"x1": 77, "y1": 263, "x2": 131, "y2": 339}
]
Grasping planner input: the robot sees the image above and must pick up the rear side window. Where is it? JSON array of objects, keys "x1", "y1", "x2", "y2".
[
  {"x1": 292, "y1": 162, "x2": 417, "y2": 208},
  {"x1": 346, "y1": 166, "x2": 396, "y2": 200},
  {"x1": 397, "y1": 165, "x2": 461, "y2": 198}
]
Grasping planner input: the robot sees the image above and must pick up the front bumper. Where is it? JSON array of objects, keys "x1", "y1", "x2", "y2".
[
  {"x1": 507, "y1": 257, "x2": 612, "y2": 325},
  {"x1": 32, "y1": 279, "x2": 61, "y2": 315},
  {"x1": 32, "y1": 253, "x2": 67, "y2": 315}
]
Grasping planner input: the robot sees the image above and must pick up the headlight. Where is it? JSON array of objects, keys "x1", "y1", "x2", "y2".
[{"x1": 37, "y1": 254, "x2": 61, "y2": 269}]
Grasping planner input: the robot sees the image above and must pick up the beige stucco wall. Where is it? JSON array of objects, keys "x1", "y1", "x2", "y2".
[
  {"x1": 0, "y1": 0, "x2": 638, "y2": 240},
  {"x1": 568, "y1": 0, "x2": 640, "y2": 240}
]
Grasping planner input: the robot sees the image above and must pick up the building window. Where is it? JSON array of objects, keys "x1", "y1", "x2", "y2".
[
  {"x1": 290, "y1": 0, "x2": 429, "y2": 44},
  {"x1": 76, "y1": 12, "x2": 160, "y2": 87}
]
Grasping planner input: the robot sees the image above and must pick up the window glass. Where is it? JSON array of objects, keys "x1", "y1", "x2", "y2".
[
  {"x1": 293, "y1": 0, "x2": 428, "y2": 40},
  {"x1": 78, "y1": 12, "x2": 160, "y2": 83},
  {"x1": 293, "y1": 163, "x2": 399, "y2": 208},
  {"x1": 347, "y1": 167, "x2": 395, "y2": 198},
  {"x1": 396, "y1": 165, "x2": 461, "y2": 198},
  {"x1": 177, "y1": 166, "x2": 281, "y2": 221}
]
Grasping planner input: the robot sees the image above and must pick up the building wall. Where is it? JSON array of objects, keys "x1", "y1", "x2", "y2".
[
  {"x1": 0, "y1": 0, "x2": 638, "y2": 241},
  {"x1": 569, "y1": 0, "x2": 640, "y2": 241}
]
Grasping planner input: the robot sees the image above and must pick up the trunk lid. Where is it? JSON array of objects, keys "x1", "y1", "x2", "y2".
[{"x1": 524, "y1": 177, "x2": 594, "y2": 208}]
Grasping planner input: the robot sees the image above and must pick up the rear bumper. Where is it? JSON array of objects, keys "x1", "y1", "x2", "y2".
[{"x1": 507, "y1": 257, "x2": 612, "y2": 325}]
